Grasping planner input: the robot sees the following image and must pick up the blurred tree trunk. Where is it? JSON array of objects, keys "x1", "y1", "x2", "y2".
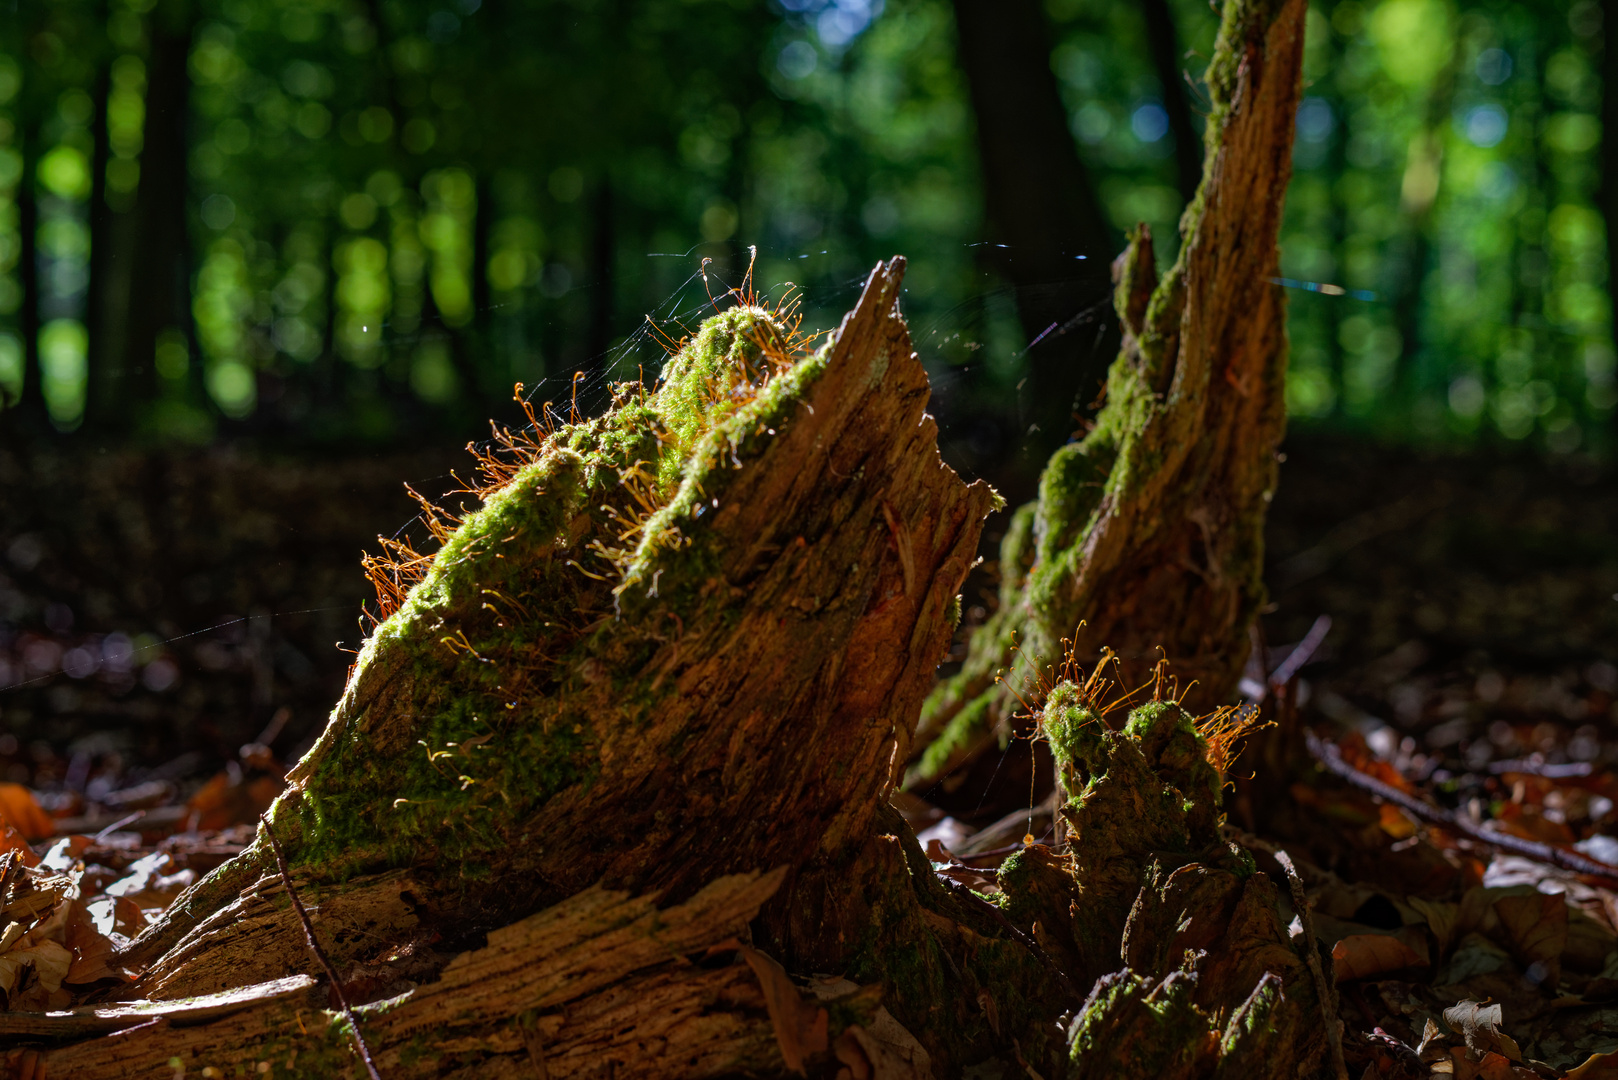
[
  {"x1": 951, "y1": 0, "x2": 1119, "y2": 478},
  {"x1": 13, "y1": 119, "x2": 45, "y2": 431},
  {"x1": 85, "y1": 55, "x2": 120, "y2": 434},
  {"x1": 1390, "y1": 46, "x2": 1456, "y2": 397},
  {"x1": 1603, "y1": 0, "x2": 1618, "y2": 436},
  {"x1": 124, "y1": 4, "x2": 197, "y2": 427},
  {"x1": 584, "y1": 176, "x2": 616, "y2": 404},
  {"x1": 472, "y1": 173, "x2": 493, "y2": 394},
  {"x1": 1142, "y1": 0, "x2": 1204, "y2": 204}
]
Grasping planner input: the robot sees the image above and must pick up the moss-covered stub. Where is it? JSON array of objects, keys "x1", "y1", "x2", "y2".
[{"x1": 281, "y1": 302, "x2": 806, "y2": 883}]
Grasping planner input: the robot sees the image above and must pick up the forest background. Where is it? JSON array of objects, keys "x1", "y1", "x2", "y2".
[{"x1": 1, "y1": 0, "x2": 1612, "y2": 463}]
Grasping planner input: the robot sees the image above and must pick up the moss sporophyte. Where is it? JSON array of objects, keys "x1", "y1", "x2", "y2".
[{"x1": 275, "y1": 282, "x2": 825, "y2": 880}]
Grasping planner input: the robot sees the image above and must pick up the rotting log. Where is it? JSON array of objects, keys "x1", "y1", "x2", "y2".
[
  {"x1": 27, "y1": 873, "x2": 799, "y2": 1079},
  {"x1": 911, "y1": 0, "x2": 1308, "y2": 791}
]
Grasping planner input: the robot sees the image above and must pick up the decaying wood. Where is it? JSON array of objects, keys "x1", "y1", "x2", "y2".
[
  {"x1": 914, "y1": 0, "x2": 1308, "y2": 789},
  {"x1": 117, "y1": 254, "x2": 997, "y2": 1005},
  {"x1": 31, "y1": 872, "x2": 802, "y2": 1078},
  {"x1": 13, "y1": 3, "x2": 1331, "y2": 1069}
]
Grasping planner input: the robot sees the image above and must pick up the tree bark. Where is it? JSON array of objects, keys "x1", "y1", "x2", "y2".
[{"x1": 913, "y1": 0, "x2": 1306, "y2": 790}]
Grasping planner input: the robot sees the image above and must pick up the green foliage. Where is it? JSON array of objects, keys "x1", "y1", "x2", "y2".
[{"x1": 0, "y1": 0, "x2": 1609, "y2": 453}]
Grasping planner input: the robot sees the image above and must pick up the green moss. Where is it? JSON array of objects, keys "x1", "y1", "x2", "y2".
[
  {"x1": 1040, "y1": 683, "x2": 1103, "y2": 797},
  {"x1": 1031, "y1": 442, "x2": 1112, "y2": 571},
  {"x1": 1068, "y1": 964, "x2": 1216, "y2": 1078},
  {"x1": 1123, "y1": 701, "x2": 1221, "y2": 842},
  {"x1": 652, "y1": 304, "x2": 785, "y2": 479},
  {"x1": 277, "y1": 304, "x2": 807, "y2": 884},
  {"x1": 907, "y1": 692, "x2": 993, "y2": 788}
]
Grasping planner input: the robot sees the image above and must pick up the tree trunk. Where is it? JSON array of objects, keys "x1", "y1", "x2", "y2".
[
  {"x1": 12, "y1": 119, "x2": 45, "y2": 430},
  {"x1": 1605, "y1": 0, "x2": 1618, "y2": 439},
  {"x1": 951, "y1": 0, "x2": 1119, "y2": 471},
  {"x1": 1142, "y1": 0, "x2": 1204, "y2": 206},
  {"x1": 123, "y1": 7, "x2": 195, "y2": 424},
  {"x1": 85, "y1": 54, "x2": 119, "y2": 434},
  {"x1": 24, "y1": 254, "x2": 1323, "y2": 1080},
  {"x1": 912, "y1": 0, "x2": 1306, "y2": 790}
]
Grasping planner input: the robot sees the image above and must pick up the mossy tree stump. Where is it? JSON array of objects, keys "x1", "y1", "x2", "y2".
[
  {"x1": 913, "y1": 0, "x2": 1308, "y2": 791},
  {"x1": 15, "y1": 0, "x2": 1328, "y2": 1075}
]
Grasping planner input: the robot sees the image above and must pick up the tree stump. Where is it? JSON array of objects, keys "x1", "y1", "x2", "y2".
[
  {"x1": 912, "y1": 0, "x2": 1308, "y2": 791},
  {"x1": 7, "y1": 1, "x2": 1329, "y2": 1075}
]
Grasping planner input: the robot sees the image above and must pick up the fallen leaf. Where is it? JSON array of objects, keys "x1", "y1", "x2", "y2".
[
  {"x1": 1409, "y1": 896, "x2": 1461, "y2": 956},
  {"x1": 1331, "y1": 933, "x2": 1424, "y2": 981},
  {"x1": 1568, "y1": 1050, "x2": 1618, "y2": 1079},
  {"x1": 834, "y1": 1022, "x2": 932, "y2": 1080},
  {"x1": 0, "y1": 826, "x2": 36, "y2": 867},
  {"x1": 103, "y1": 852, "x2": 196, "y2": 909},
  {"x1": 64, "y1": 899, "x2": 133, "y2": 985},
  {"x1": 1443, "y1": 1000, "x2": 1522, "y2": 1063},
  {"x1": 0, "y1": 786, "x2": 52, "y2": 842},
  {"x1": 1494, "y1": 892, "x2": 1567, "y2": 985},
  {"x1": 739, "y1": 944, "x2": 828, "y2": 1073},
  {"x1": 1379, "y1": 801, "x2": 1417, "y2": 839},
  {"x1": 39, "y1": 835, "x2": 92, "y2": 873},
  {"x1": 8, "y1": 941, "x2": 71, "y2": 993},
  {"x1": 84, "y1": 895, "x2": 146, "y2": 939},
  {"x1": 1416, "y1": 1016, "x2": 1450, "y2": 1064},
  {"x1": 1474, "y1": 1050, "x2": 1536, "y2": 1080}
]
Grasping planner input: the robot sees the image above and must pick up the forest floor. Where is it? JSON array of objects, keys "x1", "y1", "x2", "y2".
[{"x1": 0, "y1": 429, "x2": 1615, "y2": 1075}]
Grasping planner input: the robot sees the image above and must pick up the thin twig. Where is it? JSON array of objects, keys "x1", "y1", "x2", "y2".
[
  {"x1": 92, "y1": 810, "x2": 146, "y2": 843},
  {"x1": 935, "y1": 875, "x2": 1083, "y2": 1004},
  {"x1": 1274, "y1": 849, "x2": 1348, "y2": 1080},
  {"x1": 260, "y1": 812, "x2": 383, "y2": 1080},
  {"x1": 1305, "y1": 731, "x2": 1618, "y2": 885}
]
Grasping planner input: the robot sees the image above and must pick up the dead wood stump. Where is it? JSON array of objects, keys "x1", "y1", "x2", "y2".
[
  {"x1": 912, "y1": 0, "x2": 1309, "y2": 791},
  {"x1": 9, "y1": 1, "x2": 1332, "y2": 1074}
]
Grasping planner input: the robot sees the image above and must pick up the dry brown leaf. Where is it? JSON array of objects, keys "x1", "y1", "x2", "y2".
[
  {"x1": 1331, "y1": 933, "x2": 1424, "y2": 982},
  {"x1": 739, "y1": 944, "x2": 828, "y2": 1073},
  {"x1": 1494, "y1": 892, "x2": 1567, "y2": 983},
  {"x1": 1442, "y1": 1000, "x2": 1522, "y2": 1063},
  {"x1": 63, "y1": 899, "x2": 133, "y2": 986},
  {"x1": 0, "y1": 940, "x2": 71, "y2": 1001},
  {"x1": 0, "y1": 827, "x2": 36, "y2": 868},
  {"x1": 84, "y1": 895, "x2": 145, "y2": 939},
  {"x1": 0, "y1": 787, "x2": 51, "y2": 843},
  {"x1": 1568, "y1": 1049, "x2": 1618, "y2": 1079},
  {"x1": 1378, "y1": 802, "x2": 1417, "y2": 839},
  {"x1": 1473, "y1": 1051, "x2": 1537, "y2": 1080},
  {"x1": 1409, "y1": 897, "x2": 1461, "y2": 956},
  {"x1": 1416, "y1": 1016, "x2": 1450, "y2": 1064}
]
